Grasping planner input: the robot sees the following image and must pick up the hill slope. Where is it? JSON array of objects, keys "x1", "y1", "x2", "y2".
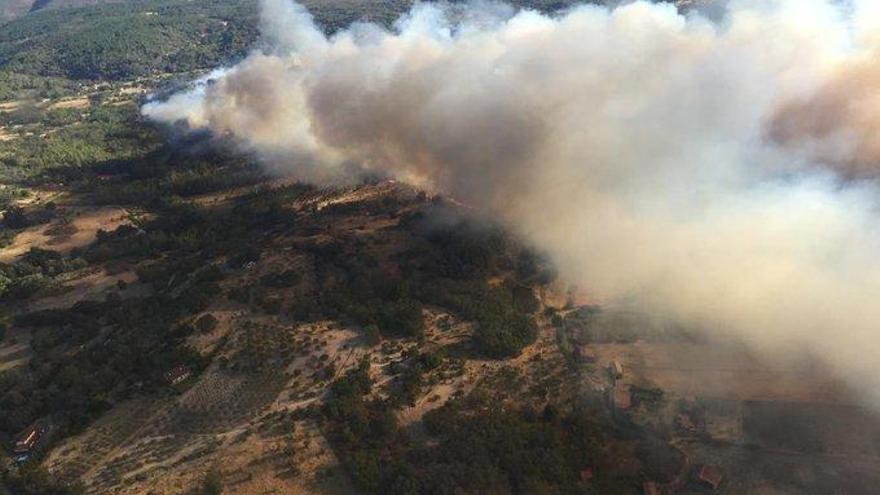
[
  {"x1": 0, "y1": 0, "x2": 259, "y2": 80},
  {"x1": 0, "y1": 0, "x2": 711, "y2": 81}
]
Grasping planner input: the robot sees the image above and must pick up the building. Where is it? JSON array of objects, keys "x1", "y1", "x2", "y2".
[
  {"x1": 695, "y1": 465, "x2": 723, "y2": 491},
  {"x1": 165, "y1": 365, "x2": 192, "y2": 385},
  {"x1": 610, "y1": 360, "x2": 624, "y2": 380},
  {"x1": 13, "y1": 421, "x2": 49, "y2": 463}
]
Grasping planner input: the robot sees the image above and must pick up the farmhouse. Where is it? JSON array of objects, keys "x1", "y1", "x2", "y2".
[
  {"x1": 13, "y1": 421, "x2": 49, "y2": 462},
  {"x1": 165, "y1": 364, "x2": 192, "y2": 385}
]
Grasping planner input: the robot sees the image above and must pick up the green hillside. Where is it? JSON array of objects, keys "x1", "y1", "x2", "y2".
[
  {"x1": 0, "y1": 0, "x2": 425, "y2": 82},
  {"x1": 0, "y1": 0, "x2": 259, "y2": 80},
  {"x1": 0, "y1": 0, "x2": 596, "y2": 81}
]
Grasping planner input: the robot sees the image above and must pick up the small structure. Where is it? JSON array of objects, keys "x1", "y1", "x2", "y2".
[
  {"x1": 610, "y1": 360, "x2": 624, "y2": 380},
  {"x1": 13, "y1": 421, "x2": 49, "y2": 463},
  {"x1": 642, "y1": 481, "x2": 661, "y2": 495},
  {"x1": 165, "y1": 365, "x2": 192, "y2": 385},
  {"x1": 695, "y1": 465, "x2": 723, "y2": 491}
]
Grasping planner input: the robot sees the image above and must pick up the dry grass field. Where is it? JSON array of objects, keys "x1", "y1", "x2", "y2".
[{"x1": 0, "y1": 206, "x2": 132, "y2": 262}]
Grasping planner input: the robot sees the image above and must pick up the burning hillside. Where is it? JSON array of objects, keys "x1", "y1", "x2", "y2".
[{"x1": 145, "y1": 0, "x2": 880, "y2": 409}]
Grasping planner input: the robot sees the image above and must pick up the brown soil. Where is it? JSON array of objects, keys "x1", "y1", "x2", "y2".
[{"x1": 0, "y1": 206, "x2": 131, "y2": 262}]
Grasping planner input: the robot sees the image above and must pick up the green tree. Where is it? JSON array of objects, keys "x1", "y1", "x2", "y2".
[
  {"x1": 474, "y1": 313, "x2": 538, "y2": 358},
  {"x1": 195, "y1": 314, "x2": 218, "y2": 333}
]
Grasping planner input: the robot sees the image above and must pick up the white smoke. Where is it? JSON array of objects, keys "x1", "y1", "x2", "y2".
[{"x1": 144, "y1": 0, "x2": 880, "y2": 404}]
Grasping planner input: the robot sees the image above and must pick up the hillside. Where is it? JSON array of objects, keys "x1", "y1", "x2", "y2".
[
  {"x1": 0, "y1": 0, "x2": 129, "y2": 20},
  {"x1": 0, "y1": 0, "x2": 258, "y2": 80},
  {"x1": 0, "y1": 0, "x2": 620, "y2": 82},
  {"x1": 0, "y1": 0, "x2": 715, "y2": 81},
  {"x1": 0, "y1": 0, "x2": 579, "y2": 23},
  {"x1": 0, "y1": 71, "x2": 878, "y2": 495},
  {"x1": 1, "y1": 1, "x2": 879, "y2": 495}
]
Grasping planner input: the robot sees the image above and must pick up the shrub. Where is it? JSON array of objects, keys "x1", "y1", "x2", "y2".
[
  {"x1": 364, "y1": 324, "x2": 381, "y2": 346},
  {"x1": 473, "y1": 313, "x2": 538, "y2": 359},
  {"x1": 377, "y1": 298, "x2": 424, "y2": 339},
  {"x1": 195, "y1": 314, "x2": 219, "y2": 333}
]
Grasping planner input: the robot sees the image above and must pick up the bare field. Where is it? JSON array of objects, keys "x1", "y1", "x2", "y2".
[
  {"x1": 0, "y1": 206, "x2": 132, "y2": 262},
  {"x1": 27, "y1": 268, "x2": 143, "y2": 311},
  {"x1": 47, "y1": 97, "x2": 90, "y2": 110},
  {"x1": 0, "y1": 100, "x2": 25, "y2": 111},
  {"x1": 200, "y1": 419, "x2": 358, "y2": 495}
]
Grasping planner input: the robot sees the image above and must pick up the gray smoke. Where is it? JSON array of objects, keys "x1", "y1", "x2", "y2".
[{"x1": 144, "y1": 0, "x2": 880, "y2": 405}]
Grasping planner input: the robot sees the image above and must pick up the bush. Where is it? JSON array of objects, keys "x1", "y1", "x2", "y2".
[
  {"x1": 377, "y1": 298, "x2": 424, "y2": 339},
  {"x1": 199, "y1": 469, "x2": 223, "y2": 495},
  {"x1": 195, "y1": 314, "x2": 219, "y2": 333},
  {"x1": 511, "y1": 285, "x2": 540, "y2": 314},
  {"x1": 2, "y1": 274, "x2": 50, "y2": 301},
  {"x1": 473, "y1": 313, "x2": 538, "y2": 359},
  {"x1": 364, "y1": 324, "x2": 381, "y2": 346}
]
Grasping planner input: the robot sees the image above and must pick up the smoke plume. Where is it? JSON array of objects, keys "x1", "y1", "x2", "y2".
[{"x1": 144, "y1": 0, "x2": 880, "y2": 404}]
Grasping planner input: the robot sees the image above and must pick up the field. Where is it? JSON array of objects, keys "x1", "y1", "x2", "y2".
[{"x1": 0, "y1": 206, "x2": 132, "y2": 262}]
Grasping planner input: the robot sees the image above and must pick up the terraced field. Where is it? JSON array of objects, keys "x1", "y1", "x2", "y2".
[
  {"x1": 46, "y1": 364, "x2": 291, "y2": 493},
  {"x1": 46, "y1": 397, "x2": 175, "y2": 484},
  {"x1": 153, "y1": 371, "x2": 290, "y2": 436}
]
